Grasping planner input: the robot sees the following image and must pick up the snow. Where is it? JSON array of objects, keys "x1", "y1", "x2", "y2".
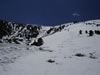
[
  {"x1": 85, "y1": 20, "x2": 100, "y2": 24},
  {"x1": 0, "y1": 20, "x2": 100, "y2": 75}
]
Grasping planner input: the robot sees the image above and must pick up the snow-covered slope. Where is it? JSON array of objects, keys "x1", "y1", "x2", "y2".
[{"x1": 0, "y1": 20, "x2": 100, "y2": 75}]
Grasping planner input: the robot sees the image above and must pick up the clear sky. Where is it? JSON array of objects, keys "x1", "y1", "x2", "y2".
[{"x1": 0, "y1": 0, "x2": 100, "y2": 25}]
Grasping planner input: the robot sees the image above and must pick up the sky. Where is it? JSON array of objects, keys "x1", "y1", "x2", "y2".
[{"x1": 0, "y1": 0, "x2": 100, "y2": 25}]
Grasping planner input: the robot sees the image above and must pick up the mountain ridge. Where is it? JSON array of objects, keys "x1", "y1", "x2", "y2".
[
  {"x1": 0, "y1": 20, "x2": 66, "y2": 45},
  {"x1": 0, "y1": 19, "x2": 100, "y2": 46}
]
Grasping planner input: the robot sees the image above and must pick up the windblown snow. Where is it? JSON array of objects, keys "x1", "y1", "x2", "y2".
[{"x1": 0, "y1": 20, "x2": 100, "y2": 75}]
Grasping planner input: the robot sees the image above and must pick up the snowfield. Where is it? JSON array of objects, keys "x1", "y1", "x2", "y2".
[{"x1": 0, "y1": 20, "x2": 100, "y2": 75}]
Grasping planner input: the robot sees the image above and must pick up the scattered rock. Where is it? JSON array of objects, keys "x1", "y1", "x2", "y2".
[
  {"x1": 26, "y1": 48, "x2": 29, "y2": 50},
  {"x1": 47, "y1": 59, "x2": 55, "y2": 63},
  {"x1": 48, "y1": 50, "x2": 53, "y2": 52},
  {"x1": 89, "y1": 55, "x2": 97, "y2": 59},
  {"x1": 69, "y1": 56, "x2": 72, "y2": 58},
  {"x1": 89, "y1": 53, "x2": 97, "y2": 59},
  {"x1": 18, "y1": 39, "x2": 23, "y2": 42},
  {"x1": 39, "y1": 47, "x2": 43, "y2": 50},
  {"x1": 39, "y1": 47, "x2": 53, "y2": 52},
  {"x1": 64, "y1": 56, "x2": 67, "y2": 58},
  {"x1": 75, "y1": 53, "x2": 86, "y2": 57}
]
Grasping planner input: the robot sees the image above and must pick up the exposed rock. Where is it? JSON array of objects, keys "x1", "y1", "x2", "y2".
[
  {"x1": 31, "y1": 38, "x2": 44, "y2": 46},
  {"x1": 75, "y1": 53, "x2": 86, "y2": 57},
  {"x1": 47, "y1": 59, "x2": 55, "y2": 63}
]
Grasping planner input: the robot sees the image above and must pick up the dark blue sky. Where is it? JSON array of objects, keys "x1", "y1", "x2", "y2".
[{"x1": 0, "y1": 0, "x2": 100, "y2": 25}]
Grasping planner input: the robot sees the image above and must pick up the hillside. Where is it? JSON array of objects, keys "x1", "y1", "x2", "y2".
[{"x1": 0, "y1": 20, "x2": 100, "y2": 75}]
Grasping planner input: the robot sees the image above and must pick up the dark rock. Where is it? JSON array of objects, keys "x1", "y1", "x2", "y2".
[
  {"x1": 79, "y1": 30, "x2": 82, "y2": 34},
  {"x1": 89, "y1": 30, "x2": 94, "y2": 36},
  {"x1": 47, "y1": 59, "x2": 55, "y2": 63},
  {"x1": 89, "y1": 53, "x2": 97, "y2": 59},
  {"x1": 18, "y1": 39, "x2": 23, "y2": 42},
  {"x1": 75, "y1": 53, "x2": 86, "y2": 57},
  {"x1": 0, "y1": 40, "x2": 2, "y2": 43},
  {"x1": 31, "y1": 38, "x2": 44, "y2": 46},
  {"x1": 8, "y1": 39, "x2": 12, "y2": 43},
  {"x1": 95, "y1": 30, "x2": 100, "y2": 35},
  {"x1": 13, "y1": 39, "x2": 20, "y2": 44}
]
